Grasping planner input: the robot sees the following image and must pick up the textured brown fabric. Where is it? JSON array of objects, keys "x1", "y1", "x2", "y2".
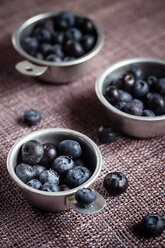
[{"x1": 0, "y1": 0, "x2": 165, "y2": 247}]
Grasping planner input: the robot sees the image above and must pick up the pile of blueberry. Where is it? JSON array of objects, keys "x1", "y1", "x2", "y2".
[
  {"x1": 15, "y1": 139, "x2": 91, "y2": 192},
  {"x1": 21, "y1": 11, "x2": 97, "y2": 62},
  {"x1": 105, "y1": 69, "x2": 165, "y2": 116}
]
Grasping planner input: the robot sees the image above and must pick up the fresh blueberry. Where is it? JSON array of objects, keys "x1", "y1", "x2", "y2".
[
  {"x1": 22, "y1": 37, "x2": 39, "y2": 55},
  {"x1": 56, "y1": 12, "x2": 75, "y2": 30},
  {"x1": 51, "y1": 155, "x2": 74, "y2": 175},
  {"x1": 132, "y1": 99, "x2": 144, "y2": 110},
  {"x1": 75, "y1": 188, "x2": 96, "y2": 207},
  {"x1": 41, "y1": 182, "x2": 60, "y2": 192},
  {"x1": 34, "y1": 28, "x2": 52, "y2": 43},
  {"x1": 122, "y1": 73, "x2": 136, "y2": 92},
  {"x1": 40, "y1": 143, "x2": 57, "y2": 166},
  {"x1": 43, "y1": 19, "x2": 55, "y2": 34},
  {"x1": 23, "y1": 109, "x2": 41, "y2": 126},
  {"x1": 146, "y1": 93, "x2": 165, "y2": 116},
  {"x1": 46, "y1": 54, "x2": 62, "y2": 62},
  {"x1": 142, "y1": 109, "x2": 155, "y2": 117},
  {"x1": 157, "y1": 78, "x2": 165, "y2": 97},
  {"x1": 131, "y1": 67, "x2": 143, "y2": 80},
  {"x1": 27, "y1": 179, "x2": 42, "y2": 190},
  {"x1": 114, "y1": 101, "x2": 127, "y2": 111},
  {"x1": 16, "y1": 163, "x2": 36, "y2": 183},
  {"x1": 123, "y1": 101, "x2": 143, "y2": 116},
  {"x1": 59, "y1": 184, "x2": 70, "y2": 191},
  {"x1": 53, "y1": 32, "x2": 64, "y2": 44},
  {"x1": 118, "y1": 89, "x2": 132, "y2": 102},
  {"x1": 147, "y1": 75, "x2": 158, "y2": 89},
  {"x1": 50, "y1": 45, "x2": 64, "y2": 58},
  {"x1": 66, "y1": 166, "x2": 91, "y2": 187},
  {"x1": 63, "y1": 56, "x2": 75, "y2": 61},
  {"x1": 141, "y1": 213, "x2": 165, "y2": 237},
  {"x1": 58, "y1": 139, "x2": 82, "y2": 158},
  {"x1": 104, "y1": 172, "x2": 128, "y2": 195},
  {"x1": 98, "y1": 126, "x2": 117, "y2": 143},
  {"x1": 22, "y1": 140, "x2": 44, "y2": 165},
  {"x1": 81, "y1": 35, "x2": 96, "y2": 51},
  {"x1": 33, "y1": 165, "x2": 46, "y2": 177},
  {"x1": 65, "y1": 28, "x2": 82, "y2": 41},
  {"x1": 105, "y1": 85, "x2": 120, "y2": 103},
  {"x1": 65, "y1": 40, "x2": 84, "y2": 58},
  {"x1": 39, "y1": 169, "x2": 59, "y2": 184},
  {"x1": 40, "y1": 43, "x2": 52, "y2": 55},
  {"x1": 133, "y1": 80, "x2": 149, "y2": 98},
  {"x1": 77, "y1": 17, "x2": 95, "y2": 33}
]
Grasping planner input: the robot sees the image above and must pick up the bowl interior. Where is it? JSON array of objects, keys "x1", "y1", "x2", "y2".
[
  {"x1": 12, "y1": 12, "x2": 104, "y2": 66},
  {"x1": 8, "y1": 128, "x2": 101, "y2": 195}
]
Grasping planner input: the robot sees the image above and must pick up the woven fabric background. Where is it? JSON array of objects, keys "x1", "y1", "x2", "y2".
[{"x1": 0, "y1": 0, "x2": 165, "y2": 247}]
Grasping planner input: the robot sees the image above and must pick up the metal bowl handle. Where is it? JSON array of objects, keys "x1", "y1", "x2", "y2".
[
  {"x1": 15, "y1": 60, "x2": 48, "y2": 76},
  {"x1": 67, "y1": 191, "x2": 106, "y2": 215}
]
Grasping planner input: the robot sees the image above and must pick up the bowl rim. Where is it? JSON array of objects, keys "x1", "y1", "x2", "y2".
[
  {"x1": 12, "y1": 11, "x2": 104, "y2": 67},
  {"x1": 7, "y1": 128, "x2": 102, "y2": 196},
  {"x1": 95, "y1": 57, "x2": 165, "y2": 121}
]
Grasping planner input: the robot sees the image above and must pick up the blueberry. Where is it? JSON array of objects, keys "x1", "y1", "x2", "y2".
[
  {"x1": 147, "y1": 75, "x2": 158, "y2": 89},
  {"x1": 81, "y1": 35, "x2": 96, "y2": 51},
  {"x1": 134, "y1": 80, "x2": 149, "y2": 98},
  {"x1": 50, "y1": 45, "x2": 64, "y2": 58},
  {"x1": 146, "y1": 93, "x2": 165, "y2": 116},
  {"x1": 104, "y1": 172, "x2": 128, "y2": 195},
  {"x1": 59, "y1": 184, "x2": 70, "y2": 191},
  {"x1": 63, "y1": 56, "x2": 75, "y2": 61},
  {"x1": 56, "y1": 12, "x2": 75, "y2": 30},
  {"x1": 33, "y1": 165, "x2": 46, "y2": 177},
  {"x1": 141, "y1": 213, "x2": 165, "y2": 237},
  {"x1": 23, "y1": 109, "x2": 41, "y2": 126},
  {"x1": 157, "y1": 78, "x2": 165, "y2": 97},
  {"x1": 39, "y1": 169, "x2": 59, "y2": 184},
  {"x1": 22, "y1": 37, "x2": 39, "y2": 55},
  {"x1": 65, "y1": 28, "x2": 82, "y2": 41},
  {"x1": 34, "y1": 28, "x2": 52, "y2": 43},
  {"x1": 41, "y1": 182, "x2": 60, "y2": 192},
  {"x1": 75, "y1": 188, "x2": 96, "y2": 207},
  {"x1": 65, "y1": 40, "x2": 84, "y2": 58},
  {"x1": 22, "y1": 140, "x2": 44, "y2": 165},
  {"x1": 16, "y1": 163, "x2": 36, "y2": 183},
  {"x1": 132, "y1": 99, "x2": 144, "y2": 110},
  {"x1": 105, "y1": 86, "x2": 120, "y2": 103},
  {"x1": 27, "y1": 179, "x2": 42, "y2": 190},
  {"x1": 142, "y1": 109, "x2": 155, "y2": 117},
  {"x1": 114, "y1": 101, "x2": 127, "y2": 111},
  {"x1": 58, "y1": 139, "x2": 82, "y2": 158},
  {"x1": 77, "y1": 17, "x2": 95, "y2": 33},
  {"x1": 118, "y1": 90, "x2": 132, "y2": 102},
  {"x1": 66, "y1": 166, "x2": 91, "y2": 187},
  {"x1": 40, "y1": 43, "x2": 52, "y2": 55},
  {"x1": 46, "y1": 54, "x2": 62, "y2": 62},
  {"x1": 123, "y1": 101, "x2": 143, "y2": 116},
  {"x1": 43, "y1": 19, "x2": 55, "y2": 34},
  {"x1": 53, "y1": 32, "x2": 64, "y2": 44},
  {"x1": 122, "y1": 73, "x2": 136, "y2": 92},
  {"x1": 98, "y1": 126, "x2": 117, "y2": 143},
  {"x1": 52, "y1": 155, "x2": 74, "y2": 175},
  {"x1": 40, "y1": 143, "x2": 57, "y2": 166},
  {"x1": 131, "y1": 67, "x2": 143, "y2": 80}
]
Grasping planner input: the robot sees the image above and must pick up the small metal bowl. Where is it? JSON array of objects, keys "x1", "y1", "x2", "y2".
[
  {"x1": 7, "y1": 128, "x2": 105, "y2": 214},
  {"x1": 12, "y1": 12, "x2": 104, "y2": 83},
  {"x1": 95, "y1": 58, "x2": 165, "y2": 138}
]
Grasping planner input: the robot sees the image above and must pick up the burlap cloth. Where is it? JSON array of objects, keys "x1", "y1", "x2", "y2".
[{"x1": 0, "y1": 0, "x2": 164, "y2": 247}]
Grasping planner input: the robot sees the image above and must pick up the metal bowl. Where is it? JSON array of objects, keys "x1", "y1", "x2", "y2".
[
  {"x1": 12, "y1": 12, "x2": 104, "y2": 83},
  {"x1": 7, "y1": 128, "x2": 105, "y2": 213},
  {"x1": 95, "y1": 58, "x2": 165, "y2": 138}
]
